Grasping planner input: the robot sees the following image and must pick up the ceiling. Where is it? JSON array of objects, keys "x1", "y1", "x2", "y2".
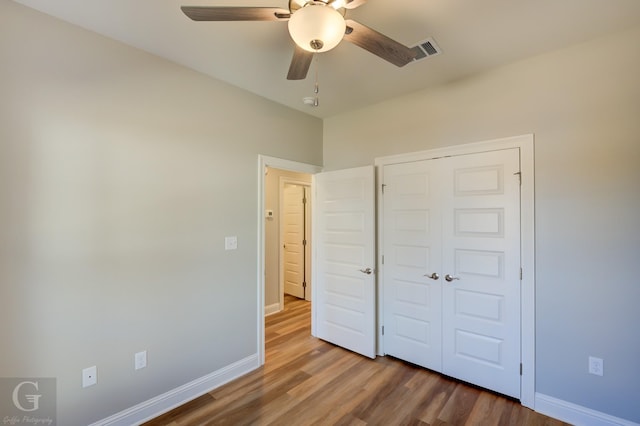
[{"x1": 12, "y1": 0, "x2": 640, "y2": 118}]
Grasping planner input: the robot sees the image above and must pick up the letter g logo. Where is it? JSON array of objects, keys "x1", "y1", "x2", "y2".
[{"x1": 12, "y1": 381, "x2": 42, "y2": 412}]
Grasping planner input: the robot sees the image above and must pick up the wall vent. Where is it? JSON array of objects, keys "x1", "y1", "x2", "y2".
[{"x1": 410, "y1": 37, "x2": 442, "y2": 63}]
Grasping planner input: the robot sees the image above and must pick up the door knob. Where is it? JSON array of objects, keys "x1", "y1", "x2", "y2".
[
  {"x1": 424, "y1": 272, "x2": 439, "y2": 280},
  {"x1": 444, "y1": 274, "x2": 460, "y2": 282},
  {"x1": 359, "y1": 268, "x2": 373, "y2": 275}
]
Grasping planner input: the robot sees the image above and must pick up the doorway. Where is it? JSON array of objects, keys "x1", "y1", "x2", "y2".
[
  {"x1": 264, "y1": 167, "x2": 313, "y2": 315},
  {"x1": 257, "y1": 156, "x2": 322, "y2": 365}
]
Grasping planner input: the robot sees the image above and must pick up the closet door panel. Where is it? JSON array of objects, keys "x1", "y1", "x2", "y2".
[
  {"x1": 441, "y1": 149, "x2": 521, "y2": 399},
  {"x1": 382, "y1": 161, "x2": 443, "y2": 370}
]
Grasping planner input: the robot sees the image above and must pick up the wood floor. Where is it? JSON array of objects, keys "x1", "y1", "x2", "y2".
[{"x1": 145, "y1": 295, "x2": 567, "y2": 426}]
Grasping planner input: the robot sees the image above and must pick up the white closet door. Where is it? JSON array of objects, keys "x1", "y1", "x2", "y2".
[
  {"x1": 314, "y1": 166, "x2": 376, "y2": 359},
  {"x1": 441, "y1": 149, "x2": 521, "y2": 398},
  {"x1": 382, "y1": 160, "x2": 443, "y2": 370},
  {"x1": 382, "y1": 148, "x2": 522, "y2": 399}
]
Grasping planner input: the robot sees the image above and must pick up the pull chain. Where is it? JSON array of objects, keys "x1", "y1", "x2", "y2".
[{"x1": 313, "y1": 51, "x2": 319, "y2": 107}]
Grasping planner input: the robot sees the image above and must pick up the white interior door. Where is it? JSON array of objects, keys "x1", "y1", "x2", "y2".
[
  {"x1": 382, "y1": 160, "x2": 443, "y2": 370},
  {"x1": 314, "y1": 166, "x2": 376, "y2": 359},
  {"x1": 282, "y1": 183, "x2": 306, "y2": 299},
  {"x1": 441, "y1": 149, "x2": 521, "y2": 398}
]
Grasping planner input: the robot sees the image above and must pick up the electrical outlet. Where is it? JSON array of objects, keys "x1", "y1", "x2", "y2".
[
  {"x1": 588, "y1": 356, "x2": 603, "y2": 376},
  {"x1": 82, "y1": 366, "x2": 97, "y2": 388},
  {"x1": 135, "y1": 350, "x2": 147, "y2": 370}
]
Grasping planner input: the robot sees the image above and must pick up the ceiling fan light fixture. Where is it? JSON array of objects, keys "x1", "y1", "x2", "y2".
[{"x1": 288, "y1": 2, "x2": 346, "y2": 53}]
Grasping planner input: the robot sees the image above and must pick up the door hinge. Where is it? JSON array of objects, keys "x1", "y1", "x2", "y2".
[
  {"x1": 381, "y1": 183, "x2": 387, "y2": 194},
  {"x1": 303, "y1": 281, "x2": 307, "y2": 289},
  {"x1": 302, "y1": 197, "x2": 307, "y2": 205},
  {"x1": 514, "y1": 171, "x2": 522, "y2": 185},
  {"x1": 381, "y1": 255, "x2": 384, "y2": 265},
  {"x1": 520, "y1": 268, "x2": 523, "y2": 280},
  {"x1": 303, "y1": 239, "x2": 307, "y2": 246},
  {"x1": 381, "y1": 325, "x2": 384, "y2": 335},
  {"x1": 520, "y1": 363, "x2": 523, "y2": 376}
]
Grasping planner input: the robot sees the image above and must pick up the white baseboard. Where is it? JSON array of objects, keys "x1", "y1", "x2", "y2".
[
  {"x1": 535, "y1": 393, "x2": 639, "y2": 426},
  {"x1": 265, "y1": 303, "x2": 281, "y2": 316},
  {"x1": 91, "y1": 353, "x2": 261, "y2": 426}
]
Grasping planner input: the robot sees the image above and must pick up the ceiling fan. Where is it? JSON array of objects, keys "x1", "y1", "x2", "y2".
[{"x1": 181, "y1": 0, "x2": 417, "y2": 80}]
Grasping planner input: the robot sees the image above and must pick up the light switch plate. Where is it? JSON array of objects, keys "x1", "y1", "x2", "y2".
[
  {"x1": 225, "y1": 236, "x2": 238, "y2": 250},
  {"x1": 135, "y1": 351, "x2": 147, "y2": 370}
]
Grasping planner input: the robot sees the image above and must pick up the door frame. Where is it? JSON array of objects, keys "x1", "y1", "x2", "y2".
[
  {"x1": 374, "y1": 134, "x2": 535, "y2": 408},
  {"x1": 279, "y1": 178, "x2": 312, "y2": 304},
  {"x1": 257, "y1": 156, "x2": 322, "y2": 365}
]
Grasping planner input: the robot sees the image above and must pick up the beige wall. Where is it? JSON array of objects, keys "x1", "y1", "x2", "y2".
[
  {"x1": 264, "y1": 167, "x2": 312, "y2": 308},
  {"x1": 324, "y1": 25, "x2": 640, "y2": 423},
  {"x1": 0, "y1": 2, "x2": 322, "y2": 425}
]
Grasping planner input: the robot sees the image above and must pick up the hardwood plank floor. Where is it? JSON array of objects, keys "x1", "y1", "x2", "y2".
[{"x1": 145, "y1": 295, "x2": 568, "y2": 426}]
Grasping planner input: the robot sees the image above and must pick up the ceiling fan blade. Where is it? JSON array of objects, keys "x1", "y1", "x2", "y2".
[
  {"x1": 343, "y1": 0, "x2": 368, "y2": 9},
  {"x1": 344, "y1": 19, "x2": 416, "y2": 67},
  {"x1": 181, "y1": 6, "x2": 290, "y2": 21},
  {"x1": 287, "y1": 45, "x2": 314, "y2": 80}
]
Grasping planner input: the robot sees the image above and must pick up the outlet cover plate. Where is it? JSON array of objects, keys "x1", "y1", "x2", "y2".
[
  {"x1": 82, "y1": 365, "x2": 97, "y2": 388},
  {"x1": 589, "y1": 356, "x2": 604, "y2": 376}
]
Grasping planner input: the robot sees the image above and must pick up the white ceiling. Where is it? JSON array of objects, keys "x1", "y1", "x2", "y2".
[{"x1": 12, "y1": 0, "x2": 640, "y2": 118}]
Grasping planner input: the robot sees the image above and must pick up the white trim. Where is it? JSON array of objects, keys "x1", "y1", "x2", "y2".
[
  {"x1": 535, "y1": 393, "x2": 639, "y2": 426},
  {"x1": 265, "y1": 302, "x2": 281, "y2": 316},
  {"x1": 90, "y1": 354, "x2": 260, "y2": 426},
  {"x1": 375, "y1": 134, "x2": 532, "y2": 165},
  {"x1": 374, "y1": 134, "x2": 535, "y2": 408},
  {"x1": 310, "y1": 174, "x2": 318, "y2": 338},
  {"x1": 519, "y1": 135, "x2": 535, "y2": 409},
  {"x1": 257, "y1": 156, "x2": 322, "y2": 365},
  {"x1": 375, "y1": 167, "x2": 385, "y2": 358}
]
